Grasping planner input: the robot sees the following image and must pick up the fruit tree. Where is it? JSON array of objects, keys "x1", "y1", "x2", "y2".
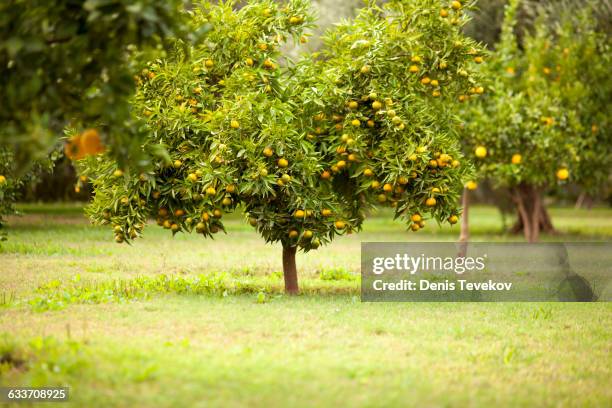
[
  {"x1": 460, "y1": 0, "x2": 610, "y2": 242},
  {"x1": 79, "y1": 0, "x2": 484, "y2": 294}
]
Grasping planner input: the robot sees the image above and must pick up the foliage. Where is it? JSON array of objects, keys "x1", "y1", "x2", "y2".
[
  {"x1": 79, "y1": 0, "x2": 483, "y2": 256},
  {"x1": 462, "y1": 0, "x2": 611, "y2": 194},
  {"x1": 0, "y1": 0, "x2": 193, "y2": 172},
  {"x1": 0, "y1": 148, "x2": 57, "y2": 238}
]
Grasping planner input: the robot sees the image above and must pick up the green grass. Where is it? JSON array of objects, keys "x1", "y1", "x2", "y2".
[{"x1": 1, "y1": 204, "x2": 611, "y2": 407}]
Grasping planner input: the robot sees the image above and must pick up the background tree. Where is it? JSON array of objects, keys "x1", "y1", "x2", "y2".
[
  {"x1": 460, "y1": 0, "x2": 611, "y2": 242},
  {"x1": 80, "y1": 0, "x2": 483, "y2": 294},
  {"x1": 0, "y1": 0, "x2": 193, "y2": 172}
]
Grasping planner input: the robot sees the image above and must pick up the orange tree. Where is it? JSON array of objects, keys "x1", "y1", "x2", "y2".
[
  {"x1": 79, "y1": 0, "x2": 483, "y2": 294},
  {"x1": 461, "y1": 0, "x2": 611, "y2": 242}
]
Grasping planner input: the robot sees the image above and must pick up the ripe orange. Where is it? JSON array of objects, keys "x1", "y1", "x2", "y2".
[
  {"x1": 321, "y1": 170, "x2": 331, "y2": 180},
  {"x1": 448, "y1": 215, "x2": 459, "y2": 224},
  {"x1": 163, "y1": 220, "x2": 172, "y2": 229},
  {"x1": 351, "y1": 119, "x2": 361, "y2": 128},
  {"x1": 113, "y1": 169, "x2": 124, "y2": 177},
  {"x1": 152, "y1": 191, "x2": 161, "y2": 199},
  {"x1": 360, "y1": 65, "x2": 371, "y2": 74},
  {"x1": 80, "y1": 128, "x2": 104, "y2": 155},
  {"x1": 294, "y1": 210, "x2": 306, "y2": 218},
  {"x1": 171, "y1": 224, "x2": 180, "y2": 232},
  {"x1": 230, "y1": 120, "x2": 240, "y2": 129},
  {"x1": 511, "y1": 154, "x2": 522, "y2": 165},
  {"x1": 440, "y1": 8, "x2": 449, "y2": 17},
  {"x1": 372, "y1": 101, "x2": 383, "y2": 110},
  {"x1": 222, "y1": 197, "x2": 232, "y2": 206},
  {"x1": 371, "y1": 180, "x2": 380, "y2": 189},
  {"x1": 173, "y1": 160, "x2": 183, "y2": 168},
  {"x1": 226, "y1": 184, "x2": 236, "y2": 193},
  {"x1": 213, "y1": 209, "x2": 223, "y2": 218},
  {"x1": 348, "y1": 153, "x2": 358, "y2": 162},
  {"x1": 398, "y1": 176, "x2": 408, "y2": 185},
  {"x1": 410, "y1": 223, "x2": 420, "y2": 232},
  {"x1": 383, "y1": 183, "x2": 393, "y2": 193},
  {"x1": 411, "y1": 214, "x2": 422, "y2": 223},
  {"x1": 475, "y1": 146, "x2": 487, "y2": 159},
  {"x1": 321, "y1": 209, "x2": 332, "y2": 217},
  {"x1": 303, "y1": 230, "x2": 313, "y2": 239},
  {"x1": 288, "y1": 230, "x2": 299, "y2": 239},
  {"x1": 421, "y1": 77, "x2": 431, "y2": 85},
  {"x1": 263, "y1": 147, "x2": 273, "y2": 157},
  {"x1": 337, "y1": 160, "x2": 347, "y2": 169},
  {"x1": 474, "y1": 56, "x2": 483, "y2": 64},
  {"x1": 206, "y1": 187, "x2": 216, "y2": 196},
  {"x1": 334, "y1": 220, "x2": 346, "y2": 229},
  {"x1": 175, "y1": 209, "x2": 185, "y2": 217},
  {"x1": 196, "y1": 222, "x2": 207, "y2": 233},
  {"x1": 425, "y1": 197, "x2": 437, "y2": 207},
  {"x1": 556, "y1": 168, "x2": 569, "y2": 181},
  {"x1": 465, "y1": 181, "x2": 478, "y2": 190},
  {"x1": 363, "y1": 168, "x2": 374, "y2": 177},
  {"x1": 188, "y1": 173, "x2": 198, "y2": 182},
  {"x1": 278, "y1": 158, "x2": 289, "y2": 168},
  {"x1": 202, "y1": 212, "x2": 210, "y2": 221},
  {"x1": 205, "y1": 59, "x2": 214, "y2": 68},
  {"x1": 451, "y1": 1, "x2": 462, "y2": 10},
  {"x1": 409, "y1": 65, "x2": 419, "y2": 73},
  {"x1": 430, "y1": 79, "x2": 439, "y2": 87},
  {"x1": 263, "y1": 59, "x2": 275, "y2": 69}
]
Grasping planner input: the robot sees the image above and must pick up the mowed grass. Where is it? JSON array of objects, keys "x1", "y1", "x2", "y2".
[{"x1": 1, "y1": 204, "x2": 611, "y2": 407}]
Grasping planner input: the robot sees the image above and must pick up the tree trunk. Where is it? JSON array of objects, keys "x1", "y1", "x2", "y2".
[
  {"x1": 510, "y1": 191, "x2": 556, "y2": 237},
  {"x1": 457, "y1": 188, "x2": 469, "y2": 257},
  {"x1": 510, "y1": 184, "x2": 550, "y2": 243},
  {"x1": 282, "y1": 244, "x2": 299, "y2": 295}
]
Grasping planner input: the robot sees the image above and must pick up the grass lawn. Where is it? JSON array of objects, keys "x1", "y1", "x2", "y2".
[{"x1": 1, "y1": 204, "x2": 611, "y2": 407}]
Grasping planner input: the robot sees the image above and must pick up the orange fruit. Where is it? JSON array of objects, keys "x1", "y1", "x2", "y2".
[
  {"x1": 556, "y1": 168, "x2": 569, "y2": 181},
  {"x1": 363, "y1": 168, "x2": 374, "y2": 177},
  {"x1": 321, "y1": 170, "x2": 331, "y2": 180},
  {"x1": 80, "y1": 128, "x2": 104, "y2": 155},
  {"x1": 425, "y1": 197, "x2": 437, "y2": 207},
  {"x1": 277, "y1": 158, "x2": 289, "y2": 168},
  {"x1": 465, "y1": 181, "x2": 478, "y2": 191},
  {"x1": 448, "y1": 215, "x2": 459, "y2": 224},
  {"x1": 334, "y1": 220, "x2": 346, "y2": 229},
  {"x1": 411, "y1": 214, "x2": 422, "y2": 223},
  {"x1": 511, "y1": 154, "x2": 522, "y2": 165},
  {"x1": 206, "y1": 187, "x2": 216, "y2": 195},
  {"x1": 475, "y1": 146, "x2": 487, "y2": 159}
]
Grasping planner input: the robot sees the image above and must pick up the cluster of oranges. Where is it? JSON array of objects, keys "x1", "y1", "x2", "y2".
[{"x1": 64, "y1": 128, "x2": 105, "y2": 160}]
